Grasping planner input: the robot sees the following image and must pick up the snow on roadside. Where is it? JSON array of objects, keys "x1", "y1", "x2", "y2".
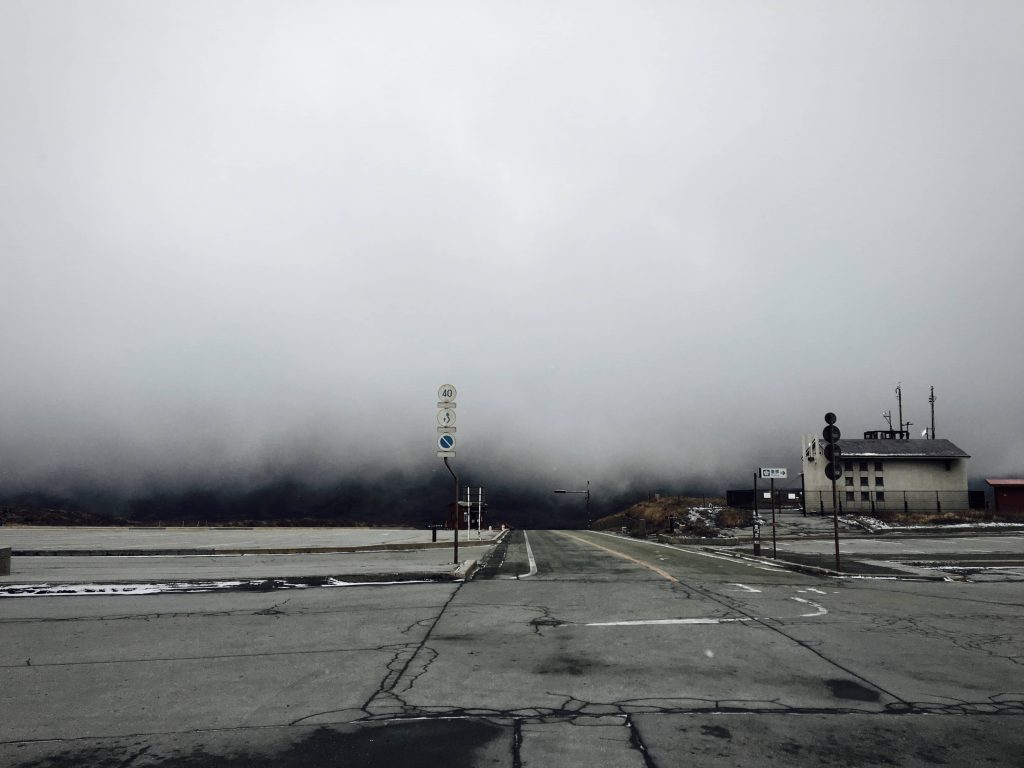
[
  {"x1": 840, "y1": 516, "x2": 1023, "y2": 534},
  {"x1": 0, "y1": 577, "x2": 434, "y2": 597}
]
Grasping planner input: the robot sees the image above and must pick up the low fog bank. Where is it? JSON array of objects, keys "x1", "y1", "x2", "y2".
[{"x1": 0, "y1": 470, "x2": 718, "y2": 530}]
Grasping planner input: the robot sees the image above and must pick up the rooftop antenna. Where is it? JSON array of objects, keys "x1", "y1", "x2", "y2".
[
  {"x1": 882, "y1": 410, "x2": 893, "y2": 429},
  {"x1": 895, "y1": 383, "x2": 906, "y2": 438},
  {"x1": 928, "y1": 385, "x2": 936, "y2": 440}
]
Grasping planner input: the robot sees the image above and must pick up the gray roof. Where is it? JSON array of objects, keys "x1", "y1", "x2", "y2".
[{"x1": 834, "y1": 438, "x2": 969, "y2": 459}]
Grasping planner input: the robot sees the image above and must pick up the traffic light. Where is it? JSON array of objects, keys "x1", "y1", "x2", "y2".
[{"x1": 823, "y1": 412, "x2": 842, "y2": 481}]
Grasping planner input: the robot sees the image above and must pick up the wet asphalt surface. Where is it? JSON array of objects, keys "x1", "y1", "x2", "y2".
[{"x1": 2, "y1": 529, "x2": 1022, "y2": 766}]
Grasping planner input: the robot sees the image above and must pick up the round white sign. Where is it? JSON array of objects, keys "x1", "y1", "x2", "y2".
[
  {"x1": 437, "y1": 408, "x2": 457, "y2": 428},
  {"x1": 437, "y1": 384, "x2": 457, "y2": 403}
]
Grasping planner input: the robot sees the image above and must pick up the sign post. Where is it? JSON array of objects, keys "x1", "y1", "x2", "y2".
[
  {"x1": 759, "y1": 468, "x2": 787, "y2": 559},
  {"x1": 437, "y1": 384, "x2": 459, "y2": 565},
  {"x1": 752, "y1": 471, "x2": 760, "y2": 556}
]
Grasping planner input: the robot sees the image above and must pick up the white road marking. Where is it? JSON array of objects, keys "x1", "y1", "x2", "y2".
[
  {"x1": 586, "y1": 617, "x2": 754, "y2": 626},
  {"x1": 520, "y1": 531, "x2": 538, "y2": 579},
  {"x1": 791, "y1": 596, "x2": 828, "y2": 617},
  {"x1": 730, "y1": 583, "x2": 762, "y2": 593},
  {"x1": 584, "y1": 591, "x2": 829, "y2": 627},
  {"x1": 802, "y1": 587, "x2": 827, "y2": 595}
]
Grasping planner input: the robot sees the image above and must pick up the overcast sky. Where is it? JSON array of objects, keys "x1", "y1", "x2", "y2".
[{"x1": 2, "y1": 1, "x2": 1022, "y2": 496}]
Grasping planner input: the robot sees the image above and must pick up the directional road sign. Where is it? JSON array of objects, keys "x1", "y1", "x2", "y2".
[{"x1": 760, "y1": 468, "x2": 788, "y2": 479}]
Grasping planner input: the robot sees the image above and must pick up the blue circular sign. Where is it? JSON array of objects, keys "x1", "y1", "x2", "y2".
[{"x1": 438, "y1": 434, "x2": 455, "y2": 450}]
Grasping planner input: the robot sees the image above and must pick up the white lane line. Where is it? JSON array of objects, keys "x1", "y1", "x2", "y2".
[
  {"x1": 802, "y1": 587, "x2": 827, "y2": 595},
  {"x1": 520, "y1": 531, "x2": 538, "y2": 579},
  {"x1": 584, "y1": 592, "x2": 830, "y2": 627},
  {"x1": 730, "y1": 583, "x2": 762, "y2": 593},
  {"x1": 791, "y1": 596, "x2": 828, "y2": 617},
  {"x1": 586, "y1": 617, "x2": 754, "y2": 627}
]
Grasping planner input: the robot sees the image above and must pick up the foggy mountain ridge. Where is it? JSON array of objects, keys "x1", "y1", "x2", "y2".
[{"x1": 0, "y1": 473, "x2": 701, "y2": 530}]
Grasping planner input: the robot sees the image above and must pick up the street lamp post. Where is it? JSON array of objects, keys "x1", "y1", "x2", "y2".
[{"x1": 554, "y1": 481, "x2": 591, "y2": 529}]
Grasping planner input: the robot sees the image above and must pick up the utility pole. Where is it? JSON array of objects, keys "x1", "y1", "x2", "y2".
[{"x1": 929, "y1": 386, "x2": 937, "y2": 439}]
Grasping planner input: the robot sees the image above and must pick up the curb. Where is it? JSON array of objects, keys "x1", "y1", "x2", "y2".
[{"x1": 454, "y1": 559, "x2": 479, "y2": 581}]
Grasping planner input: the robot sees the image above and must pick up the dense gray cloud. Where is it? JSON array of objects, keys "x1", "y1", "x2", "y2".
[{"x1": 2, "y1": 1, "x2": 1022, "y2": 497}]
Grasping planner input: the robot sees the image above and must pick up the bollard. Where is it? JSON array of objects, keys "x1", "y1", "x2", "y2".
[{"x1": 0, "y1": 546, "x2": 10, "y2": 576}]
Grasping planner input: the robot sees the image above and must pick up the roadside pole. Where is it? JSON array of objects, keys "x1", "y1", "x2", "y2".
[
  {"x1": 477, "y1": 487, "x2": 483, "y2": 539},
  {"x1": 757, "y1": 467, "x2": 787, "y2": 560},
  {"x1": 436, "y1": 384, "x2": 459, "y2": 565},
  {"x1": 753, "y1": 471, "x2": 760, "y2": 556},
  {"x1": 823, "y1": 413, "x2": 842, "y2": 573}
]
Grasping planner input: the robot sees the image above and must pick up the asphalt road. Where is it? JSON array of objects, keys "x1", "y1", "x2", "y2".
[{"x1": 2, "y1": 530, "x2": 1022, "y2": 766}]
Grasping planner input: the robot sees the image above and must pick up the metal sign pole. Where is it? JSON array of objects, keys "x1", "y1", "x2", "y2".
[
  {"x1": 444, "y1": 457, "x2": 459, "y2": 565},
  {"x1": 753, "y1": 471, "x2": 760, "y2": 556},
  {"x1": 770, "y1": 477, "x2": 777, "y2": 559}
]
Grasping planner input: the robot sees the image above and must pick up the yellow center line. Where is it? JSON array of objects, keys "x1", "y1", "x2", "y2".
[{"x1": 559, "y1": 532, "x2": 679, "y2": 583}]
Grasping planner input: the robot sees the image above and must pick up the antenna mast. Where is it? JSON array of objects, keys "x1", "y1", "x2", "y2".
[
  {"x1": 895, "y1": 383, "x2": 906, "y2": 438},
  {"x1": 929, "y1": 386, "x2": 936, "y2": 439}
]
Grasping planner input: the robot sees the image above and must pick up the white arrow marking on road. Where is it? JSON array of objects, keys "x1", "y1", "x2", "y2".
[
  {"x1": 791, "y1": 596, "x2": 828, "y2": 617},
  {"x1": 730, "y1": 583, "x2": 762, "y2": 593}
]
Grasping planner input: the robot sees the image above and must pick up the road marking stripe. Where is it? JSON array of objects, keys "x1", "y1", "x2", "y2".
[
  {"x1": 730, "y1": 583, "x2": 762, "y2": 593},
  {"x1": 560, "y1": 532, "x2": 679, "y2": 583},
  {"x1": 586, "y1": 617, "x2": 753, "y2": 626},
  {"x1": 791, "y1": 596, "x2": 828, "y2": 617},
  {"x1": 520, "y1": 532, "x2": 538, "y2": 579}
]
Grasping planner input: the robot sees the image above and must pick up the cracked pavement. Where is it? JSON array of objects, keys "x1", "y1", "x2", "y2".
[{"x1": 2, "y1": 529, "x2": 1023, "y2": 766}]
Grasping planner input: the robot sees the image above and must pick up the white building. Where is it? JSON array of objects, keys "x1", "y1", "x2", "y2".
[{"x1": 801, "y1": 430, "x2": 970, "y2": 515}]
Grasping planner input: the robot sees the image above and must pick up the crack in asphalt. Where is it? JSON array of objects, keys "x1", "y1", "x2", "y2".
[{"x1": 625, "y1": 713, "x2": 659, "y2": 768}]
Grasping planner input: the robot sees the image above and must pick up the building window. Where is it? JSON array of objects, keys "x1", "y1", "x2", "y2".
[
  {"x1": 860, "y1": 477, "x2": 869, "y2": 486},
  {"x1": 859, "y1": 461, "x2": 868, "y2": 471},
  {"x1": 845, "y1": 477, "x2": 853, "y2": 486},
  {"x1": 861, "y1": 492, "x2": 870, "y2": 501},
  {"x1": 845, "y1": 462, "x2": 854, "y2": 473},
  {"x1": 876, "y1": 492, "x2": 885, "y2": 502},
  {"x1": 875, "y1": 477, "x2": 884, "y2": 486},
  {"x1": 874, "y1": 461, "x2": 883, "y2": 472},
  {"x1": 846, "y1": 492, "x2": 854, "y2": 501}
]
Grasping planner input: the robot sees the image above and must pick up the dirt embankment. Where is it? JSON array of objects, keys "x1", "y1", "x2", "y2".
[{"x1": 594, "y1": 496, "x2": 748, "y2": 537}]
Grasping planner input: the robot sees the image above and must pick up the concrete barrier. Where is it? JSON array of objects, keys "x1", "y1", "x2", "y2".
[{"x1": 0, "y1": 546, "x2": 10, "y2": 576}]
